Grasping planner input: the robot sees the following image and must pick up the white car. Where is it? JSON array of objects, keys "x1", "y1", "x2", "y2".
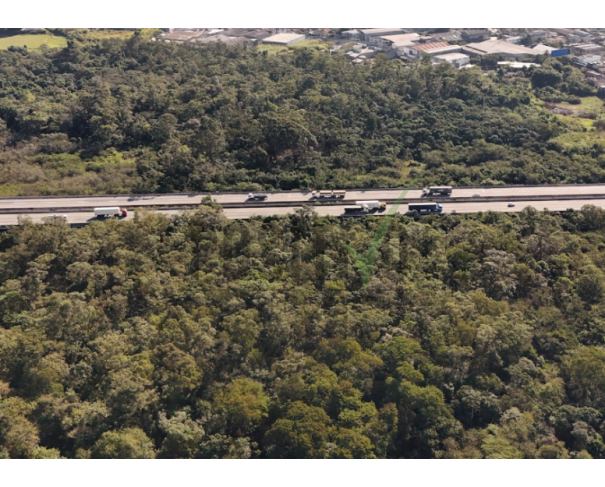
[{"x1": 50, "y1": 214, "x2": 68, "y2": 220}]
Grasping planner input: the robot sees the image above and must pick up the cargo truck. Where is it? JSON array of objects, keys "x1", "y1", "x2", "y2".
[
  {"x1": 343, "y1": 201, "x2": 386, "y2": 214},
  {"x1": 94, "y1": 207, "x2": 128, "y2": 218},
  {"x1": 422, "y1": 186, "x2": 452, "y2": 197},
  {"x1": 312, "y1": 190, "x2": 346, "y2": 199},
  {"x1": 408, "y1": 202, "x2": 443, "y2": 213},
  {"x1": 248, "y1": 193, "x2": 268, "y2": 201}
]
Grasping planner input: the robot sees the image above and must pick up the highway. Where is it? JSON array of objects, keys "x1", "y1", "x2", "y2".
[
  {"x1": 4, "y1": 184, "x2": 605, "y2": 211},
  {"x1": 1, "y1": 197, "x2": 604, "y2": 227}
]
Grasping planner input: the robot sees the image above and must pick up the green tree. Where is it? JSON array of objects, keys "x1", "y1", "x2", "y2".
[{"x1": 91, "y1": 427, "x2": 156, "y2": 459}]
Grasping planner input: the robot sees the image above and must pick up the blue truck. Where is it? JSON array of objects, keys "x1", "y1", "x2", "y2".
[{"x1": 408, "y1": 202, "x2": 443, "y2": 213}]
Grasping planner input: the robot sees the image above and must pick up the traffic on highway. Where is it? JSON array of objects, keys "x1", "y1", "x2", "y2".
[{"x1": 1, "y1": 185, "x2": 605, "y2": 227}]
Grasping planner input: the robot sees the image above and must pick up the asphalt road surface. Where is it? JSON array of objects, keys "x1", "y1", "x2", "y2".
[
  {"x1": 1, "y1": 198, "x2": 604, "y2": 227},
  {"x1": 4, "y1": 184, "x2": 605, "y2": 211}
]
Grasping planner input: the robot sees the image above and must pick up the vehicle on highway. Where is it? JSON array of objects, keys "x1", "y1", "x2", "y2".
[
  {"x1": 422, "y1": 186, "x2": 452, "y2": 197},
  {"x1": 248, "y1": 193, "x2": 268, "y2": 201},
  {"x1": 312, "y1": 190, "x2": 346, "y2": 199},
  {"x1": 408, "y1": 202, "x2": 443, "y2": 213},
  {"x1": 508, "y1": 203, "x2": 515, "y2": 207},
  {"x1": 472, "y1": 193, "x2": 481, "y2": 198},
  {"x1": 343, "y1": 201, "x2": 387, "y2": 214},
  {"x1": 94, "y1": 207, "x2": 128, "y2": 219}
]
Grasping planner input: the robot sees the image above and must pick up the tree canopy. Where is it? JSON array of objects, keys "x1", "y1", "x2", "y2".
[{"x1": 2, "y1": 203, "x2": 605, "y2": 458}]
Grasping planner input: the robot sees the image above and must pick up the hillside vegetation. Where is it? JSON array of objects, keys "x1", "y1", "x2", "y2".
[
  {"x1": 2, "y1": 205, "x2": 605, "y2": 458},
  {"x1": 0, "y1": 36, "x2": 603, "y2": 197}
]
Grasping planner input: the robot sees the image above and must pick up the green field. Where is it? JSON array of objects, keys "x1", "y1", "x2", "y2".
[
  {"x1": 256, "y1": 39, "x2": 333, "y2": 56},
  {"x1": 554, "y1": 96, "x2": 605, "y2": 116},
  {"x1": 76, "y1": 29, "x2": 135, "y2": 40},
  {"x1": 0, "y1": 34, "x2": 67, "y2": 50}
]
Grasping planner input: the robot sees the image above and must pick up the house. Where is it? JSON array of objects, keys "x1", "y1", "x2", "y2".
[
  {"x1": 402, "y1": 41, "x2": 461, "y2": 59},
  {"x1": 462, "y1": 39, "x2": 542, "y2": 60},
  {"x1": 434, "y1": 53, "x2": 470, "y2": 68},
  {"x1": 262, "y1": 33, "x2": 305, "y2": 46},
  {"x1": 461, "y1": 29, "x2": 491, "y2": 42}
]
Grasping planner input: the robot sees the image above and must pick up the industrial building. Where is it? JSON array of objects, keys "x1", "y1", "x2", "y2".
[
  {"x1": 262, "y1": 33, "x2": 305, "y2": 46},
  {"x1": 402, "y1": 41, "x2": 461, "y2": 59},
  {"x1": 379, "y1": 33, "x2": 420, "y2": 49},
  {"x1": 161, "y1": 30, "x2": 207, "y2": 43},
  {"x1": 572, "y1": 43, "x2": 605, "y2": 55},
  {"x1": 462, "y1": 39, "x2": 543, "y2": 60}
]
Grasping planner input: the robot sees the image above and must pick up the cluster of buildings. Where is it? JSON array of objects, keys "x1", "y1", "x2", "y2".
[
  {"x1": 155, "y1": 28, "x2": 605, "y2": 94},
  {"x1": 338, "y1": 28, "x2": 605, "y2": 72}
]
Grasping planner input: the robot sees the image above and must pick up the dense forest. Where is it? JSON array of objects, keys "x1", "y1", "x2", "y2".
[
  {"x1": 3, "y1": 33, "x2": 605, "y2": 460},
  {"x1": 0, "y1": 35, "x2": 603, "y2": 197},
  {"x1": 2, "y1": 203, "x2": 605, "y2": 458}
]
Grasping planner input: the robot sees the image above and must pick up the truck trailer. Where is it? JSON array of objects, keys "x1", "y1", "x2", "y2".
[
  {"x1": 343, "y1": 201, "x2": 387, "y2": 215},
  {"x1": 248, "y1": 193, "x2": 268, "y2": 201},
  {"x1": 94, "y1": 207, "x2": 128, "y2": 218},
  {"x1": 408, "y1": 202, "x2": 443, "y2": 213},
  {"x1": 422, "y1": 186, "x2": 452, "y2": 197},
  {"x1": 312, "y1": 190, "x2": 346, "y2": 199},
  {"x1": 355, "y1": 201, "x2": 386, "y2": 211}
]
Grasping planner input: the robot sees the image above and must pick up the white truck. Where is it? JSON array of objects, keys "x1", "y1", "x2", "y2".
[
  {"x1": 312, "y1": 190, "x2": 346, "y2": 199},
  {"x1": 344, "y1": 201, "x2": 387, "y2": 214},
  {"x1": 94, "y1": 207, "x2": 128, "y2": 219}
]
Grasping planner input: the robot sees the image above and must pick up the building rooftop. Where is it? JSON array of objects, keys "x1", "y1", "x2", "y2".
[
  {"x1": 379, "y1": 33, "x2": 420, "y2": 46},
  {"x1": 434, "y1": 53, "x2": 470, "y2": 61},
  {"x1": 192, "y1": 35, "x2": 250, "y2": 46},
  {"x1": 413, "y1": 41, "x2": 452, "y2": 52},
  {"x1": 464, "y1": 39, "x2": 541, "y2": 56},
  {"x1": 360, "y1": 28, "x2": 406, "y2": 36},
  {"x1": 262, "y1": 33, "x2": 305, "y2": 44},
  {"x1": 533, "y1": 44, "x2": 556, "y2": 53},
  {"x1": 161, "y1": 31, "x2": 207, "y2": 42},
  {"x1": 463, "y1": 28, "x2": 490, "y2": 35},
  {"x1": 575, "y1": 43, "x2": 603, "y2": 50},
  {"x1": 220, "y1": 29, "x2": 271, "y2": 40}
]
